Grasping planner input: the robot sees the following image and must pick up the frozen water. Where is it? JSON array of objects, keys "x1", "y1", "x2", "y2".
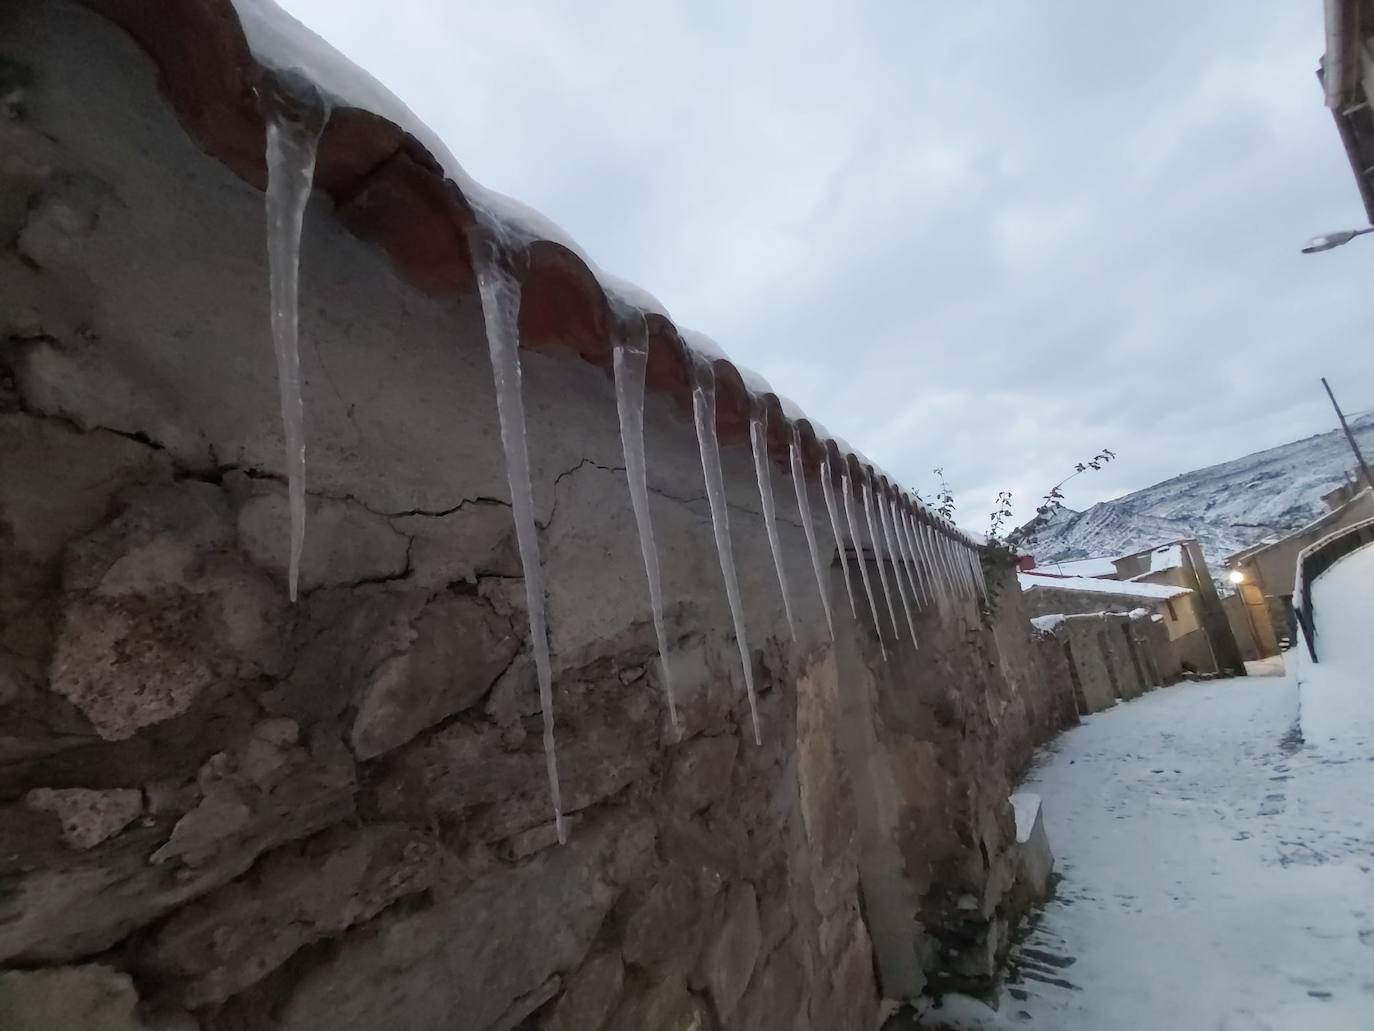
[
  {"x1": 790, "y1": 427, "x2": 834, "y2": 639},
  {"x1": 749, "y1": 410, "x2": 798, "y2": 642},
  {"x1": 878, "y1": 488, "x2": 920, "y2": 647},
  {"x1": 692, "y1": 359, "x2": 762, "y2": 744},
  {"x1": 860, "y1": 473, "x2": 902, "y2": 641},
  {"x1": 898, "y1": 502, "x2": 932, "y2": 610},
  {"x1": 821, "y1": 455, "x2": 859, "y2": 620},
  {"x1": 472, "y1": 250, "x2": 565, "y2": 843},
  {"x1": 897, "y1": 505, "x2": 931, "y2": 609},
  {"x1": 842, "y1": 467, "x2": 887, "y2": 659},
  {"x1": 919, "y1": 516, "x2": 950, "y2": 608},
  {"x1": 599, "y1": 271, "x2": 671, "y2": 320},
  {"x1": 613, "y1": 325, "x2": 680, "y2": 734},
  {"x1": 262, "y1": 79, "x2": 328, "y2": 602}
]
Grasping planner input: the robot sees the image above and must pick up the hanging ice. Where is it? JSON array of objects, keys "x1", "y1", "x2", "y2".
[
  {"x1": 612, "y1": 323, "x2": 680, "y2": 734},
  {"x1": 820, "y1": 454, "x2": 859, "y2": 620},
  {"x1": 916, "y1": 512, "x2": 949, "y2": 608},
  {"x1": 970, "y1": 543, "x2": 988, "y2": 597},
  {"x1": 749, "y1": 406, "x2": 798, "y2": 642},
  {"x1": 939, "y1": 527, "x2": 962, "y2": 598},
  {"x1": 790, "y1": 427, "x2": 834, "y2": 640},
  {"x1": 899, "y1": 504, "x2": 933, "y2": 610},
  {"x1": 473, "y1": 247, "x2": 566, "y2": 843},
  {"x1": 894, "y1": 499, "x2": 929, "y2": 611},
  {"x1": 263, "y1": 74, "x2": 329, "y2": 603},
  {"x1": 860, "y1": 473, "x2": 902, "y2": 641},
  {"x1": 877, "y1": 486, "x2": 920, "y2": 648},
  {"x1": 841, "y1": 466, "x2": 887, "y2": 659},
  {"x1": 691, "y1": 358, "x2": 762, "y2": 744},
  {"x1": 958, "y1": 542, "x2": 975, "y2": 597}
]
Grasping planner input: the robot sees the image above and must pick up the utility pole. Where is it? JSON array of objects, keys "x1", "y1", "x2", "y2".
[{"x1": 1321, "y1": 377, "x2": 1374, "y2": 492}]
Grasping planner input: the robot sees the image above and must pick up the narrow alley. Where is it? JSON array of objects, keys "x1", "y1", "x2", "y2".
[{"x1": 932, "y1": 545, "x2": 1374, "y2": 1031}]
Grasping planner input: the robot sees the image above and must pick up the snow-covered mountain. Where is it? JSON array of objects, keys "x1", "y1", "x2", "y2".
[{"x1": 1031, "y1": 414, "x2": 1374, "y2": 566}]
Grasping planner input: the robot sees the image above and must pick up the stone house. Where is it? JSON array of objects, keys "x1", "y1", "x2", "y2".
[
  {"x1": 1026, "y1": 537, "x2": 1245, "y2": 675},
  {"x1": 1018, "y1": 570, "x2": 1212, "y2": 675},
  {"x1": 1225, "y1": 487, "x2": 1374, "y2": 645}
]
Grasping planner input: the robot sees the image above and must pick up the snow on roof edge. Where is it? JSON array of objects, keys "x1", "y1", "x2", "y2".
[{"x1": 1018, "y1": 572, "x2": 1191, "y2": 600}]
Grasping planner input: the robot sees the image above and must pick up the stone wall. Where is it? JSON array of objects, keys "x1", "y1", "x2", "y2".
[
  {"x1": 1036, "y1": 612, "x2": 1171, "y2": 715},
  {"x1": 0, "y1": 3, "x2": 1077, "y2": 1028}
]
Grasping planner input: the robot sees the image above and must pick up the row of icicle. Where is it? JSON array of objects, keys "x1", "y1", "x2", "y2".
[{"x1": 263, "y1": 96, "x2": 985, "y2": 844}]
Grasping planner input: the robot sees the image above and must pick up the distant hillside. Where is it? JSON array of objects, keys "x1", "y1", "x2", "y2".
[{"x1": 1032, "y1": 414, "x2": 1374, "y2": 566}]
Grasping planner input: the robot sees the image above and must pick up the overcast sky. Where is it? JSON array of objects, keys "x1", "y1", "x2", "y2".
[{"x1": 278, "y1": 0, "x2": 1374, "y2": 527}]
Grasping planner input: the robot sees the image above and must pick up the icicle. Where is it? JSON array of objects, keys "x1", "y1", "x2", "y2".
[
  {"x1": 691, "y1": 357, "x2": 762, "y2": 744},
  {"x1": 841, "y1": 465, "x2": 887, "y2": 660},
  {"x1": 971, "y1": 543, "x2": 988, "y2": 597},
  {"x1": 917, "y1": 513, "x2": 949, "y2": 608},
  {"x1": 748, "y1": 405, "x2": 798, "y2": 642},
  {"x1": 473, "y1": 247, "x2": 565, "y2": 843},
  {"x1": 934, "y1": 524, "x2": 956, "y2": 598},
  {"x1": 612, "y1": 322, "x2": 679, "y2": 734},
  {"x1": 878, "y1": 486, "x2": 920, "y2": 648},
  {"x1": 790, "y1": 427, "x2": 834, "y2": 640},
  {"x1": 904, "y1": 505, "x2": 935, "y2": 610},
  {"x1": 820, "y1": 454, "x2": 859, "y2": 619},
  {"x1": 860, "y1": 472, "x2": 902, "y2": 640},
  {"x1": 939, "y1": 527, "x2": 961, "y2": 602},
  {"x1": 953, "y1": 535, "x2": 972, "y2": 598},
  {"x1": 896, "y1": 501, "x2": 931, "y2": 610},
  {"x1": 263, "y1": 74, "x2": 329, "y2": 603}
]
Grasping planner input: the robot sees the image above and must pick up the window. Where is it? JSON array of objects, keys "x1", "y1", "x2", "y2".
[{"x1": 1165, "y1": 599, "x2": 1177, "y2": 621}]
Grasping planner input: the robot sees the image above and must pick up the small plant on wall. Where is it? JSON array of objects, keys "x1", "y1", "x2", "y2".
[{"x1": 980, "y1": 449, "x2": 1117, "y2": 619}]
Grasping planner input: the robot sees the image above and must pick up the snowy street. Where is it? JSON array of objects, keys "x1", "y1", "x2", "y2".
[{"x1": 930, "y1": 544, "x2": 1374, "y2": 1031}]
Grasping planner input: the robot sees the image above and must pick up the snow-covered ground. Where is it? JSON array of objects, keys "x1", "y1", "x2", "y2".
[{"x1": 917, "y1": 545, "x2": 1374, "y2": 1031}]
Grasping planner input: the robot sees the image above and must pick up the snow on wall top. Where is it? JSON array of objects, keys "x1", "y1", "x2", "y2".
[
  {"x1": 1033, "y1": 556, "x2": 1119, "y2": 578},
  {"x1": 197, "y1": 0, "x2": 976, "y2": 546},
  {"x1": 1147, "y1": 544, "x2": 1184, "y2": 573},
  {"x1": 1018, "y1": 572, "x2": 1191, "y2": 601}
]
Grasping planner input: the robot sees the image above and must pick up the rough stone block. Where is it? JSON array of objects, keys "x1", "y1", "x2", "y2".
[
  {"x1": 0, "y1": 964, "x2": 194, "y2": 1031},
  {"x1": 539, "y1": 950, "x2": 624, "y2": 1031},
  {"x1": 24, "y1": 786, "x2": 142, "y2": 850},
  {"x1": 693, "y1": 880, "x2": 761, "y2": 1022}
]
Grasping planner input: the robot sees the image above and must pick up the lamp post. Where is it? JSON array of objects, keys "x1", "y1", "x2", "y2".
[{"x1": 1301, "y1": 227, "x2": 1374, "y2": 253}]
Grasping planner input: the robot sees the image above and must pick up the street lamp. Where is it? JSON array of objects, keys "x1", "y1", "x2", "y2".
[
  {"x1": 1228, "y1": 569, "x2": 1245, "y2": 584},
  {"x1": 1301, "y1": 227, "x2": 1374, "y2": 253}
]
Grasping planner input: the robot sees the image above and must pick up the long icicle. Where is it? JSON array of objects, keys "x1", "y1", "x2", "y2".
[
  {"x1": 860, "y1": 471, "x2": 902, "y2": 640},
  {"x1": 691, "y1": 358, "x2": 762, "y2": 744},
  {"x1": 959, "y1": 541, "x2": 977, "y2": 597},
  {"x1": 971, "y1": 542, "x2": 988, "y2": 597},
  {"x1": 842, "y1": 465, "x2": 887, "y2": 660},
  {"x1": 878, "y1": 485, "x2": 920, "y2": 648},
  {"x1": 896, "y1": 499, "x2": 930, "y2": 610},
  {"x1": 264, "y1": 78, "x2": 329, "y2": 603},
  {"x1": 949, "y1": 533, "x2": 968, "y2": 597},
  {"x1": 901, "y1": 503, "x2": 933, "y2": 610},
  {"x1": 473, "y1": 248, "x2": 565, "y2": 843},
  {"x1": 790, "y1": 427, "x2": 834, "y2": 639},
  {"x1": 939, "y1": 527, "x2": 961, "y2": 602},
  {"x1": 933, "y1": 523, "x2": 956, "y2": 599},
  {"x1": 613, "y1": 322, "x2": 680, "y2": 734},
  {"x1": 917, "y1": 512, "x2": 949, "y2": 609},
  {"x1": 749, "y1": 406, "x2": 798, "y2": 642},
  {"x1": 820, "y1": 454, "x2": 859, "y2": 619}
]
